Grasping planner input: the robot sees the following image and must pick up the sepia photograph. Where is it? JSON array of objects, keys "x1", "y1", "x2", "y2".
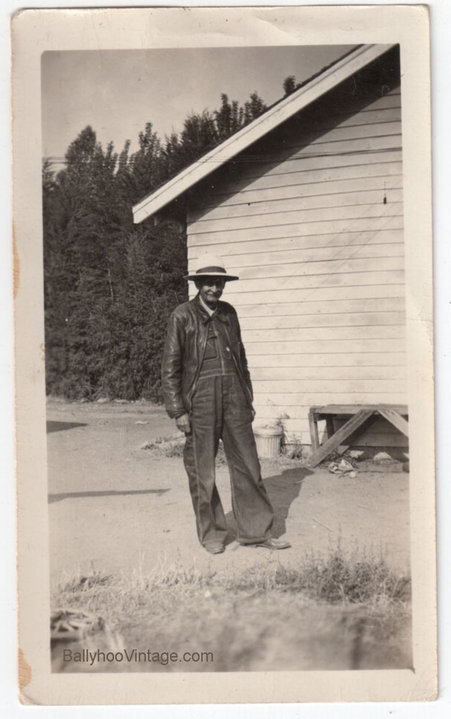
[
  {"x1": 13, "y1": 5, "x2": 436, "y2": 705},
  {"x1": 44, "y1": 41, "x2": 412, "y2": 674}
]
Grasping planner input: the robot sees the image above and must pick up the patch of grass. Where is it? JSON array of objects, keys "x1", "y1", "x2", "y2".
[
  {"x1": 51, "y1": 547, "x2": 412, "y2": 671},
  {"x1": 53, "y1": 547, "x2": 410, "y2": 617},
  {"x1": 141, "y1": 435, "x2": 185, "y2": 457},
  {"x1": 141, "y1": 436, "x2": 227, "y2": 464},
  {"x1": 274, "y1": 548, "x2": 411, "y2": 604}
]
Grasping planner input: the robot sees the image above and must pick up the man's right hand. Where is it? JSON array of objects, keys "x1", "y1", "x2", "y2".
[{"x1": 175, "y1": 413, "x2": 191, "y2": 434}]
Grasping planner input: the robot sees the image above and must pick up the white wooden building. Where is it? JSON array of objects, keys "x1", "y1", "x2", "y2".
[{"x1": 133, "y1": 44, "x2": 407, "y2": 450}]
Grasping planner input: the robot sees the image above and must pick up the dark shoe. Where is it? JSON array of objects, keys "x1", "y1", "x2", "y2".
[
  {"x1": 249, "y1": 538, "x2": 291, "y2": 550},
  {"x1": 204, "y1": 543, "x2": 225, "y2": 555}
]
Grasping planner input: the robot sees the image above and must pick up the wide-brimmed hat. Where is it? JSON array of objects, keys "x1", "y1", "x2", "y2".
[{"x1": 184, "y1": 253, "x2": 239, "y2": 282}]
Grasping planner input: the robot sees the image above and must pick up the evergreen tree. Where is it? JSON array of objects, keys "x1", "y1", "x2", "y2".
[
  {"x1": 283, "y1": 75, "x2": 297, "y2": 96},
  {"x1": 244, "y1": 92, "x2": 267, "y2": 123},
  {"x1": 127, "y1": 123, "x2": 163, "y2": 202},
  {"x1": 43, "y1": 86, "x2": 269, "y2": 401}
]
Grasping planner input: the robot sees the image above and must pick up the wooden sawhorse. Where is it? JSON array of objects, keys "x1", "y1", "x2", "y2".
[{"x1": 308, "y1": 404, "x2": 409, "y2": 467}]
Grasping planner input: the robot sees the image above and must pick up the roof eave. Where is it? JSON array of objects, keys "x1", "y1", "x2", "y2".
[{"x1": 132, "y1": 43, "x2": 395, "y2": 224}]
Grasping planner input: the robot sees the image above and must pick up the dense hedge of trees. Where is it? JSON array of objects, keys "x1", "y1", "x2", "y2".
[{"x1": 43, "y1": 91, "x2": 268, "y2": 401}]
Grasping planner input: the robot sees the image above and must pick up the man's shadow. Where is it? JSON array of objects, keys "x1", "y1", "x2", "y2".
[{"x1": 224, "y1": 466, "x2": 313, "y2": 544}]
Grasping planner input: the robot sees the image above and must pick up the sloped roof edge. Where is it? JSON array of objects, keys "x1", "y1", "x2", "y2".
[{"x1": 133, "y1": 44, "x2": 394, "y2": 224}]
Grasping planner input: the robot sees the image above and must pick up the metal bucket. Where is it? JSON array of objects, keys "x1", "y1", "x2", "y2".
[{"x1": 254, "y1": 426, "x2": 283, "y2": 459}]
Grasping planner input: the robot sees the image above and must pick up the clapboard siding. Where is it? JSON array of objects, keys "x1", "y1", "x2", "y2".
[
  {"x1": 225, "y1": 283, "x2": 405, "y2": 305},
  {"x1": 203, "y1": 163, "x2": 403, "y2": 203},
  {"x1": 248, "y1": 352, "x2": 406, "y2": 368},
  {"x1": 253, "y1": 383, "x2": 406, "y2": 400},
  {"x1": 315, "y1": 106, "x2": 401, "y2": 128},
  {"x1": 203, "y1": 150, "x2": 403, "y2": 196},
  {"x1": 190, "y1": 202, "x2": 402, "y2": 235},
  {"x1": 205, "y1": 243, "x2": 404, "y2": 270},
  {"x1": 187, "y1": 82, "x2": 405, "y2": 446},
  {"x1": 252, "y1": 393, "x2": 407, "y2": 407},
  {"x1": 221, "y1": 271, "x2": 405, "y2": 294},
  {"x1": 205, "y1": 185, "x2": 403, "y2": 218},
  {"x1": 285, "y1": 134, "x2": 401, "y2": 158},
  {"x1": 192, "y1": 188, "x2": 403, "y2": 223},
  {"x1": 251, "y1": 124, "x2": 401, "y2": 163},
  {"x1": 244, "y1": 339, "x2": 405, "y2": 354},
  {"x1": 237, "y1": 297, "x2": 405, "y2": 317},
  {"x1": 252, "y1": 365, "x2": 406, "y2": 381},
  {"x1": 280, "y1": 120, "x2": 401, "y2": 149},
  {"x1": 189, "y1": 229, "x2": 403, "y2": 257},
  {"x1": 226, "y1": 147, "x2": 403, "y2": 177},
  {"x1": 229, "y1": 257, "x2": 404, "y2": 281},
  {"x1": 245, "y1": 326, "x2": 404, "y2": 342},
  {"x1": 240, "y1": 311, "x2": 404, "y2": 330},
  {"x1": 191, "y1": 175, "x2": 403, "y2": 216},
  {"x1": 190, "y1": 161, "x2": 402, "y2": 221},
  {"x1": 189, "y1": 216, "x2": 404, "y2": 244}
]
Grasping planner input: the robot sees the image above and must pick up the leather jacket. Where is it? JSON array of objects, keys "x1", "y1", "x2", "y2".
[{"x1": 161, "y1": 294, "x2": 254, "y2": 419}]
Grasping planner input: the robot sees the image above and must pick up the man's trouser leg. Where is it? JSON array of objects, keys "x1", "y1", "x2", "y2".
[
  {"x1": 183, "y1": 376, "x2": 228, "y2": 548},
  {"x1": 222, "y1": 374, "x2": 274, "y2": 544}
]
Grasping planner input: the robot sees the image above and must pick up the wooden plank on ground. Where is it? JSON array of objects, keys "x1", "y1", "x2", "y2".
[{"x1": 309, "y1": 409, "x2": 374, "y2": 466}]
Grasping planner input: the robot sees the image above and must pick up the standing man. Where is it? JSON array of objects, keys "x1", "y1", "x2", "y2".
[{"x1": 161, "y1": 253, "x2": 291, "y2": 555}]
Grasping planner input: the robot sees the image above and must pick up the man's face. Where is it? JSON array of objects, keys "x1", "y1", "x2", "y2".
[{"x1": 196, "y1": 276, "x2": 226, "y2": 309}]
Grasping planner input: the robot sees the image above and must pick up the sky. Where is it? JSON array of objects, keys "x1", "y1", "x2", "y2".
[{"x1": 41, "y1": 45, "x2": 355, "y2": 162}]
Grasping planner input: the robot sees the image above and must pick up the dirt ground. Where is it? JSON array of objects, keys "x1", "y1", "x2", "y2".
[{"x1": 47, "y1": 398, "x2": 410, "y2": 583}]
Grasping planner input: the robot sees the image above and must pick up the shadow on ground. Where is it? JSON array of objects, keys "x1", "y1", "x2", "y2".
[
  {"x1": 47, "y1": 420, "x2": 88, "y2": 433},
  {"x1": 48, "y1": 488, "x2": 170, "y2": 504},
  {"x1": 224, "y1": 466, "x2": 312, "y2": 543}
]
